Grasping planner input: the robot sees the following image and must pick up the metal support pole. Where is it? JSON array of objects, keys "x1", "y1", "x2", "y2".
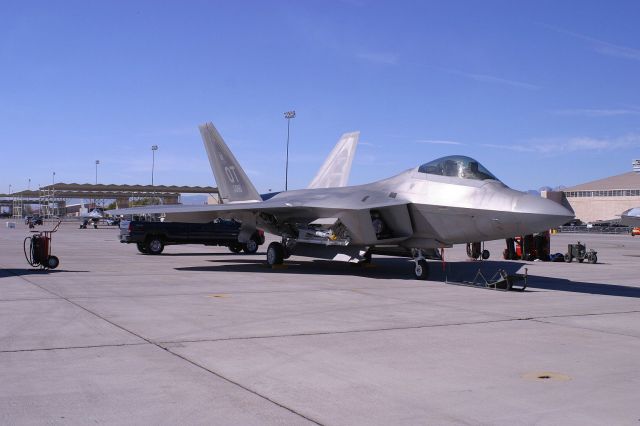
[{"x1": 284, "y1": 110, "x2": 296, "y2": 191}]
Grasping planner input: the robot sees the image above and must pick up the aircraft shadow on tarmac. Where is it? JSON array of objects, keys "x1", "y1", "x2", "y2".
[
  {"x1": 175, "y1": 258, "x2": 640, "y2": 298},
  {"x1": 158, "y1": 252, "x2": 247, "y2": 257},
  {"x1": 1, "y1": 269, "x2": 90, "y2": 278}
]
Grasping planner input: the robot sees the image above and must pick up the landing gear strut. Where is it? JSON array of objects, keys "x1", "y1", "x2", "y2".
[{"x1": 412, "y1": 249, "x2": 429, "y2": 280}]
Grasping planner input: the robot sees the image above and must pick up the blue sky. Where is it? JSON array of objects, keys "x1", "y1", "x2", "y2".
[{"x1": 2, "y1": 0, "x2": 639, "y2": 195}]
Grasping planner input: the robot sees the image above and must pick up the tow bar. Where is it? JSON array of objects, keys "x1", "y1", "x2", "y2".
[
  {"x1": 24, "y1": 220, "x2": 62, "y2": 269},
  {"x1": 448, "y1": 267, "x2": 528, "y2": 291}
]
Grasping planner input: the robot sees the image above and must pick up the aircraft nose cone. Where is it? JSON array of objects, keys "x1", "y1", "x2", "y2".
[{"x1": 514, "y1": 193, "x2": 574, "y2": 229}]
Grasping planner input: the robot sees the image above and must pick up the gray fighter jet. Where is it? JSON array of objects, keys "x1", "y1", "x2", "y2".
[
  {"x1": 620, "y1": 208, "x2": 640, "y2": 226},
  {"x1": 109, "y1": 122, "x2": 574, "y2": 279}
]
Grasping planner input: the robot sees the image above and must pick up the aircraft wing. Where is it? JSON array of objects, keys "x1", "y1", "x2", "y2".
[{"x1": 108, "y1": 195, "x2": 412, "y2": 245}]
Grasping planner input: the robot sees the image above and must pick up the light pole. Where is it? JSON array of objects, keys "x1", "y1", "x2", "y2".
[
  {"x1": 28, "y1": 178, "x2": 31, "y2": 192},
  {"x1": 151, "y1": 145, "x2": 158, "y2": 201},
  {"x1": 95, "y1": 160, "x2": 100, "y2": 185},
  {"x1": 8, "y1": 184, "x2": 11, "y2": 196},
  {"x1": 284, "y1": 110, "x2": 296, "y2": 191}
]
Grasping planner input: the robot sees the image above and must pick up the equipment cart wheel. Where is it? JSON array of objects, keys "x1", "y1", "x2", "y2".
[
  {"x1": 243, "y1": 238, "x2": 259, "y2": 254},
  {"x1": 47, "y1": 256, "x2": 59, "y2": 269},
  {"x1": 136, "y1": 243, "x2": 148, "y2": 254},
  {"x1": 414, "y1": 259, "x2": 429, "y2": 280},
  {"x1": 146, "y1": 237, "x2": 164, "y2": 255},
  {"x1": 266, "y1": 242, "x2": 285, "y2": 265}
]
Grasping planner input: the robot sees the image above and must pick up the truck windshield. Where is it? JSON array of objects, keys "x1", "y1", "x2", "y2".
[{"x1": 418, "y1": 156, "x2": 499, "y2": 181}]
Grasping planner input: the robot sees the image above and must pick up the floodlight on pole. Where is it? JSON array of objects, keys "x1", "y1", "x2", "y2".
[
  {"x1": 284, "y1": 110, "x2": 296, "y2": 191},
  {"x1": 95, "y1": 160, "x2": 100, "y2": 185}
]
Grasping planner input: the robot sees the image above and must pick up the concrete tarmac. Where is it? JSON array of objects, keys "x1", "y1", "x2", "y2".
[{"x1": 1, "y1": 221, "x2": 639, "y2": 425}]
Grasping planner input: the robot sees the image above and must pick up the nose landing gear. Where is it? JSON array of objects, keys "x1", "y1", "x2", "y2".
[{"x1": 412, "y1": 249, "x2": 430, "y2": 280}]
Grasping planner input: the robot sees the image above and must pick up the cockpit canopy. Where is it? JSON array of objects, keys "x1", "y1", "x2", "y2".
[{"x1": 418, "y1": 156, "x2": 499, "y2": 181}]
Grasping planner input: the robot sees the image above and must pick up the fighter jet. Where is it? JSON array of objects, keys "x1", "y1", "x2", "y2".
[
  {"x1": 109, "y1": 122, "x2": 574, "y2": 279},
  {"x1": 620, "y1": 207, "x2": 640, "y2": 226},
  {"x1": 79, "y1": 207, "x2": 104, "y2": 229}
]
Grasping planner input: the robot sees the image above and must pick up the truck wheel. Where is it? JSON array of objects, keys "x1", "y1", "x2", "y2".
[
  {"x1": 136, "y1": 243, "x2": 147, "y2": 254},
  {"x1": 228, "y1": 243, "x2": 242, "y2": 254},
  {"x1": 146, "y1": 238, "x2": 164, "y2": 255},
  {"x1": 243, "y1": 238, "x2": 259, "y2": 254},
  {"x1": 266, "y1": 242, "x2": 284, "y2": 265},
  {"x1": 47, "y1": 256, "x2": 60, "y2": 269},
  {"x1": 589, "y1": 254, "x2": 597, "y2": 264},
  {"x1": 414, "y1": 259, "x2": 429, "y2": 280},
  {"x1": 564, "y1": 253, "x2": 572, "y2": 263}
]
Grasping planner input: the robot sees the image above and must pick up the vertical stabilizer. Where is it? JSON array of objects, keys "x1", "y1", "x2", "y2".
[
  {"x1": 199, "y1": 122, "x2": 262, "y2": 203},
  {"x1": 308, "y1": 131, "x2": 360, "y2": 189}
]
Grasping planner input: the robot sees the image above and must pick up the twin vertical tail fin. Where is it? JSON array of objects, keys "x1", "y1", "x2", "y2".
[
  {"x1": 199, "y1": 122, "x2": 262, "y2": 203},
  {"x1": 308, "y1": 131, "x2": 360, "y2": 189}
]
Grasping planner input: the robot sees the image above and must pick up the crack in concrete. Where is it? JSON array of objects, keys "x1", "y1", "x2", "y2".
[{"x1": 0, "y1": 342, "x2": 149, "y2": 354}]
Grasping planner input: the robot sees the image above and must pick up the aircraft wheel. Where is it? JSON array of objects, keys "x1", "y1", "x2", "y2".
[
  {"x1": 136, "y1": 243, "x2": 147, "y2": 254},
  {"x1": 146, "y1": 237, "x2": 164, "y2": 255},
  {"x1": 228, "y1": 243, "x2": 242, "y2": 254},
  {"x1": 47, "y1": 256, "x2": 60, "y2": 269},
  {"x1": 414, "y1": 259, "x2": 429, "y2": 280},
  {"x1": 481, "y1": 249, "x2": 490, "y2": 260},
  {"x1": 266, "y1": 242, "x2": 284, "y2": 265},
  {"x1": 243, "y1": 238, "x2": 259, "y2": 254}
]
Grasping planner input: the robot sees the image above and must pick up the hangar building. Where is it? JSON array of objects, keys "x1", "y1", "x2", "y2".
[{"x1": 563, "y1": 171, "x2": 640, "y2": 223}]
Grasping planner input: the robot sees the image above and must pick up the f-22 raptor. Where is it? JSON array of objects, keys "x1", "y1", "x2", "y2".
[{"x1": 109, "y1": 122, "x2": 574, "y2": 279}]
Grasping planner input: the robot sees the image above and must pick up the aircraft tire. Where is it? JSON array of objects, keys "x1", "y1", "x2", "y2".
[
  {"x1": 481, "y1": 249, "x2": 490, "y2": 260},
  {"x1": 47, "y1": 256, "x2": 59, "y2": 269},
  {"x1": 146, "y1": 237, "x2": 164, "y2": 255},
  {"x1": 243, "y1": 238, "x2": 259, "y2": 254},
  {"x1": 414, "y1": 259, "x2": 429, "y2": 280},
  {"x1": 136, "y1": 243, "x2": 147, "y2": 254},
  {"x1": 266, "y1": 242, "x2": 284, "y2": 265}
]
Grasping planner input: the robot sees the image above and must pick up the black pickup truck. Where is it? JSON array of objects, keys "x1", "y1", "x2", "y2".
[{"x1": 119, "y1": 219, "x2": 265, "y2": 255}]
